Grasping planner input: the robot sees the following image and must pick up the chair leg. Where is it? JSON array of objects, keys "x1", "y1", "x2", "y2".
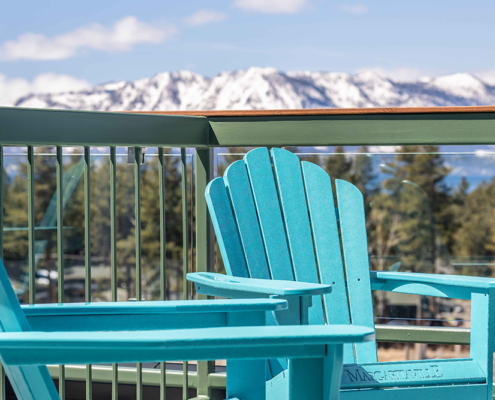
[
  {"x1": 324, "y1": 345, "x2": 344, "y2": 400},
  {"x1": 470, "y1": 291, "x2": 495, "y2": 400},
  {"x1": 5, "y1": 365, "x2": 60, "y2": 400},
  {"x1": 288, "y1": 345, "x2": 343, "y2": 400},
  {"x1": 227, "y1": 359, "x2": 266, "y2": 400}
]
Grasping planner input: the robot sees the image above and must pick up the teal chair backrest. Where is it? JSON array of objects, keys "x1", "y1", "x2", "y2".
[
  {"x1": 0, "y1": 260, "x2": 59, "y2": 400},
  {"x1": 206, "y1": 147, "x2": 377, "y2": 364}
]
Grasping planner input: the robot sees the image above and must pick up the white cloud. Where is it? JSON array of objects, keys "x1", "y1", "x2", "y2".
[
  {"x1": 30, "y1": 73, "x2": 91, "y2": 94},
  {"x1": 0, "y1": 16, "x2": 176, "y2": 61},
  {"x1": 338, "y1": 3, "x2": 368, "y2": 15},
  {"x1": 0, "y1": 73, "x2": 91, "y2": 106},
  {"x1": 185, "y1": 10, "x2": 228, "y2": 26},
  {"x1": 234, "y1": 0, "x2": 307, "y2": 14}
]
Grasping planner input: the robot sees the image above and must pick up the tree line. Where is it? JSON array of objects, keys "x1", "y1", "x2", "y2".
[{"x1": 2, "y1": 146, "x2": 495, "y2": 304}]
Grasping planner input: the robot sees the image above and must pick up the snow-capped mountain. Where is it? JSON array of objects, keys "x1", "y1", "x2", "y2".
[{"x1": 13, "y1": 67, "x2": 495, "y2": 111}]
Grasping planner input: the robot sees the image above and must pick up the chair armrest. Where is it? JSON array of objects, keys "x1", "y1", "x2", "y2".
[
  {"x1": 371, "y1": 270, "x2": 495, "y2": 299},
  {"x1": 0, "y1": 325, "x2": 374, "y2": 366},
  {"x1": 21, "y1": 298, "x2": 288, "y2": 316},
  {"x1": 187, "y1": 272, "x2": 332, "y2": 298}
]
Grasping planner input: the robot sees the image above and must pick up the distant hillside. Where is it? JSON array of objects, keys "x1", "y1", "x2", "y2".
[{"x1": 14, "y1": 67, "x2": 495, "y2": 110}]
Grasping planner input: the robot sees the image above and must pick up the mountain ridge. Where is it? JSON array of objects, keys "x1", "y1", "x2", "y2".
[{"x1": 13, "y1": 67, "x2": 495, "y2": 111}]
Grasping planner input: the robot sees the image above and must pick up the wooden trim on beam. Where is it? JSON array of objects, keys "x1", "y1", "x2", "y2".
[
  {"x1": 0, "y1": 106, "x2": 209, "y2": 147},
  {"x1": 127, "y1": 105, "x2": 495, "y2": 117}
]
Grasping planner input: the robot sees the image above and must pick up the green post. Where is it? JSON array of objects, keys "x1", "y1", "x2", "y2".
[
  {"x1": 27, "y1": 146, "x2": 35, "y2": 305},
  {"x1": 57, "y1": 146, "x2": 64, "y2": 303},
  {"x1": 195, "y1": 148, "x2": 215, "y2": 398},
  {"x1": 159, "y1": 147, "x2": 167, "y2": 301},
  {"x1": 181, "y1": 148, "x2": 189, "y2": 400},
  {"x1": 110, "y1": 147, "x2": 117, "y2": 300},
  {"x1": 0, "y1": 364, "x2": 4, "y2": 400},
  {"x1": 134, "y1": 147, "x2": 143, "y2": 400},
  {"x1": 159, "y1": 147, "x2": 167, "y2": 400},
  {"x1": 84, "y1": 146, "x2": 92, "y2": 400},
  {"x1": 56, "y1": 146, "x2": 65, "y2": 399},
  {"x1": 110, "y1": 147, "x2": 118, "y2": 400},
  {"x1": 84, "y1": 147, "x2": 91, "y2": 300}
]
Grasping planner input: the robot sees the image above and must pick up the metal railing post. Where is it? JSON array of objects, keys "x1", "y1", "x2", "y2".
[
  {"x1": 56, "y1": 146, "x2": 65, "y2": 399},
  {"x1": 158, "y1": 147, "x2": 167, "y2": 400},
  {"x1": 84, "y1": 147, "x2": 92, "y2": 400},
  {"x1": 181, "y1": 148, "x2": 189, "y2": 400},
  {"x1": 195, "y1": 148, "x2": 215, "y2": 398},
  {"x1": 110, "y1": 147, "x2": 118, "y2": 400},
  {"x1": 134, "y1": 147, "x2": 143, "y2": 400},
  {"x1": 27, "y1": 146, "x2": 35, "y2": 305}
]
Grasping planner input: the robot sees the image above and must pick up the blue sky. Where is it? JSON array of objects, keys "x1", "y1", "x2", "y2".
[{"x1": 1, "y1": 0, "x2": 494, "y2": 103}]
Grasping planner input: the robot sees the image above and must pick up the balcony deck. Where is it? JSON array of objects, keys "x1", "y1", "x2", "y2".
[{"x1": 0, "y1": 105, "x2": 494, "y2": 399}]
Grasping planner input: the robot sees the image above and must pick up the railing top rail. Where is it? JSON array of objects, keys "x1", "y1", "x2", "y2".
[
  {"x1": 3, "y1": 105, "x2": 495, "y2": 147},
  {"x1": 129, "y1": 105, "x2": 495, "y2": 147},
  {"x1": 128, "y1": 105, "x2": 495, "y2": 117},
  {"x1": 0, "y1": 106, "x2": 208, "y2": 147}
]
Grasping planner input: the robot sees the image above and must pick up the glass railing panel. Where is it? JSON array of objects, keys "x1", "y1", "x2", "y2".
[{"x1": 2, "y1": 147, "x2": 29, "y2": 302}]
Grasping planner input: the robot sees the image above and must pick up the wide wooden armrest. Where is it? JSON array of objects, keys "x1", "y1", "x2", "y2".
[
  {"x1": 21, "y1": 298, "x2": 288, "y2": 316},
  {"x1": 0, "y1": 325, "x2": 374, "y2": 366},
  {"x1": 187, "y1": 272, "x2": 332, "y2": 298},
  {"x1": 371, "y1": 270, "x2": 495, "y2": 299}
]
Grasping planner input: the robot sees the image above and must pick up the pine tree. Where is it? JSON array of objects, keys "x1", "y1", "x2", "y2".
[
  {"x1": 456, "y1": 179, "x2": 495, "y2": 277},
  {"x1": 373, "y1": 146, "x2": 452, "y2": 273}
]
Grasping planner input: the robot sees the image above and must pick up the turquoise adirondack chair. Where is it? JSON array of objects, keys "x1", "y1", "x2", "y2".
[
  {"x1": 0, "y1": 258, "x2": 373, "y2": 400},
  {"x1": 188, "y1": 147, "x2": 495, "y2": 400}
]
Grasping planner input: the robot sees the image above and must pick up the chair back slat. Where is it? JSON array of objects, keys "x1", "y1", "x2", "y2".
[
  {"x1": 209, "y1": 148, "x2": 379, "y2": 366},
  {"x1": 0, "y1": 260, "x2": 60, "y2": 400},
  {"x1": 224, "y1": 152, "x2": 291, "y2": 376},
  {"x1": 270, "y1": 148, "x2": 324, "y2": 325},
  {"x1": 301, "y1": 161, "x2": 355, "y2": 363},
  {"x1": 336, "y1": 179, "x2": 377, "y2": 363},
  {"x1": 224, "y1": 161, "x2": 270, "y2": 279},
  {"x1": 244, "y1": 148, "x2": 294, "y2": 281},
  {"x1": 205, "y1": 178, "x2": 250, "y2": 277}
]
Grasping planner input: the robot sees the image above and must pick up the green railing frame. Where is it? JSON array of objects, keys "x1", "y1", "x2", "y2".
[{"x1": 1, "y1": 105, "x2": 495, "y2": 399}]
